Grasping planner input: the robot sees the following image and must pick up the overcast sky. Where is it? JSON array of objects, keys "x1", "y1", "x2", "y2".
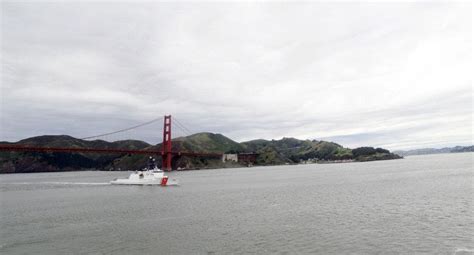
[{"x1": 1, "y1": 1, "x2": 472, "y2": 150}]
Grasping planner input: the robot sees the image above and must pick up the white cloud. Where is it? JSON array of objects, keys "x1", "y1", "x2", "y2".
[{"x1": 1, "y1": 1, "x2": 472, "y2": 150}]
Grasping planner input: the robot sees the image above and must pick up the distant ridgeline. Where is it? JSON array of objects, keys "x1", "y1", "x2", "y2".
[
  {"x1": 393, "y1": 145, "x2": 474, "y2": 157},
  {"x1": 0, "y1": 133, "x2": 401, "y2": 173}
]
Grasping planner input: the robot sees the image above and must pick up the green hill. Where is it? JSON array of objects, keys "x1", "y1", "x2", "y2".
[
  {"x1": 12, "y1": 135, "x2": 150, "y2": 150},
  {"x1": 172, "y1": 132, "x2": 245, "y2": 153},
  {"x1": 241, "y1": 138, "x2": 399, "y2": 165},
  {"x1": 0, "y1": 135, "x2": 151, "y2": 173},
  {"x1": 0, "y1": 133, "x2": 401, "y2": 173}
]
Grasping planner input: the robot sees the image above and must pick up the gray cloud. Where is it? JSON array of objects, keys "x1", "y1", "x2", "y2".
[{"x1": 1, "y1": 2, "x2": 472, "y2": 150}]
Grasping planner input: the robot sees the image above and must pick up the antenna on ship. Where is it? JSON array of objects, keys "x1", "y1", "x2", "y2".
[{"x1": 147, "y1": 156, "x2": 156, "y2": 170}]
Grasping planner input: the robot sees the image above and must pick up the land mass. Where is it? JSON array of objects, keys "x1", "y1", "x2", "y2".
[
  {"x1": 0, "y1": 133, "x2": 402, "y2": 173},
  {"x1": 393, "y1": 145, "x2": 473, "y2": 157}
]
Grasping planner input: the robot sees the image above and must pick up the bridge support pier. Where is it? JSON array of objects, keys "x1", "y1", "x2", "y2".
[{"x1": 162, "y1": 115, "x2": 172, "y2": 171}]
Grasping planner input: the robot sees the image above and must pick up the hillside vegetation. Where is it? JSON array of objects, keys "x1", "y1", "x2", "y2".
[
  {"x1": 242, "y1": 138, "x2": 400, "y2": 165},
  {"x1": 1, "y1": 133, "x2": 401, "y2": 173},
  {"x1": 0, "y1": 135, "x2": 150, "y2": 173}
]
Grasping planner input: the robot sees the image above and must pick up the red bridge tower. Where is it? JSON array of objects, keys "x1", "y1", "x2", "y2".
[{"x1": 162, "y1": 115, "x2": 172, "y2": 171}]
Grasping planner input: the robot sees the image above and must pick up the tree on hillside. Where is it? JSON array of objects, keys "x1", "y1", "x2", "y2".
[
  {"x1": 352, "y1": 147, "x2": 377, "y2": 157},
  {"x1": 375, "y1": 148, "x2": 390, "y2": 154}
]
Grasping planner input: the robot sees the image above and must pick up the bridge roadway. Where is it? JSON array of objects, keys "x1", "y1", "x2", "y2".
[{"x1": 0, "y1": 144, "x2": 223, "y2": 158}]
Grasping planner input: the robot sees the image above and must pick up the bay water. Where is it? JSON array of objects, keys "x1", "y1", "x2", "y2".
[{"x1": 1, "y1": 153, "x2": 473, "y2": 254}]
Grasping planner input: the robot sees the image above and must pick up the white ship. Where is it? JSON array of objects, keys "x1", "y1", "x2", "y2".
[{"x1": 110, "y1": 157, "x2": 177, "y2": 186}]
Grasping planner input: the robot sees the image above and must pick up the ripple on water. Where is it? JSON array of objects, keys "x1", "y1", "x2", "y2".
[{"x1": 0, "y1": 153, "x2": 473, "y2": 254}]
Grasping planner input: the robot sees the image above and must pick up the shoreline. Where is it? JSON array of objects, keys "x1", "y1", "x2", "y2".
[{"x1": 0, "y1": 156, "x2": 407, "y2": 174}]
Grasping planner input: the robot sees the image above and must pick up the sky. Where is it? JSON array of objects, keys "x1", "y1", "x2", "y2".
[{"x1": 1, "y1": 1, "x2": 472, "y2": 150}]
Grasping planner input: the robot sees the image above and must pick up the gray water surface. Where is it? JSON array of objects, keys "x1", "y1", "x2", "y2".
[{"x1": 1, "y1": 153, "x2": 473, "y2": 254}]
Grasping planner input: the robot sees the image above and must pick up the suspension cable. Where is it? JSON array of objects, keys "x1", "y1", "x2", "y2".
[
  {"x1": 173, "y1": 117, "x2": 194, "y2": 136},
  {"x1": 173, "y1": 122, "x2": 189, "y2": 136},
  {"x1": 172, "y1": 122, "x2": 189, "y2": 137},
  {"x1": 81, "y1": 116, "x2": 163, "y2": 140},
  {"x1": 173, "y1": 120, "x2": 192, "y2": 137}
]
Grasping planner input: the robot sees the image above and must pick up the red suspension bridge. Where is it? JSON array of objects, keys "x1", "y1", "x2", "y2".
[{"x1": 0, "y1": 115, "x2": 256, "y2": 171}]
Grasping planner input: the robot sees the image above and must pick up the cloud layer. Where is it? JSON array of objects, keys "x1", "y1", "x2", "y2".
[{"x1": 1, "y1": 2, "x2": 472, "y2": 150}]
